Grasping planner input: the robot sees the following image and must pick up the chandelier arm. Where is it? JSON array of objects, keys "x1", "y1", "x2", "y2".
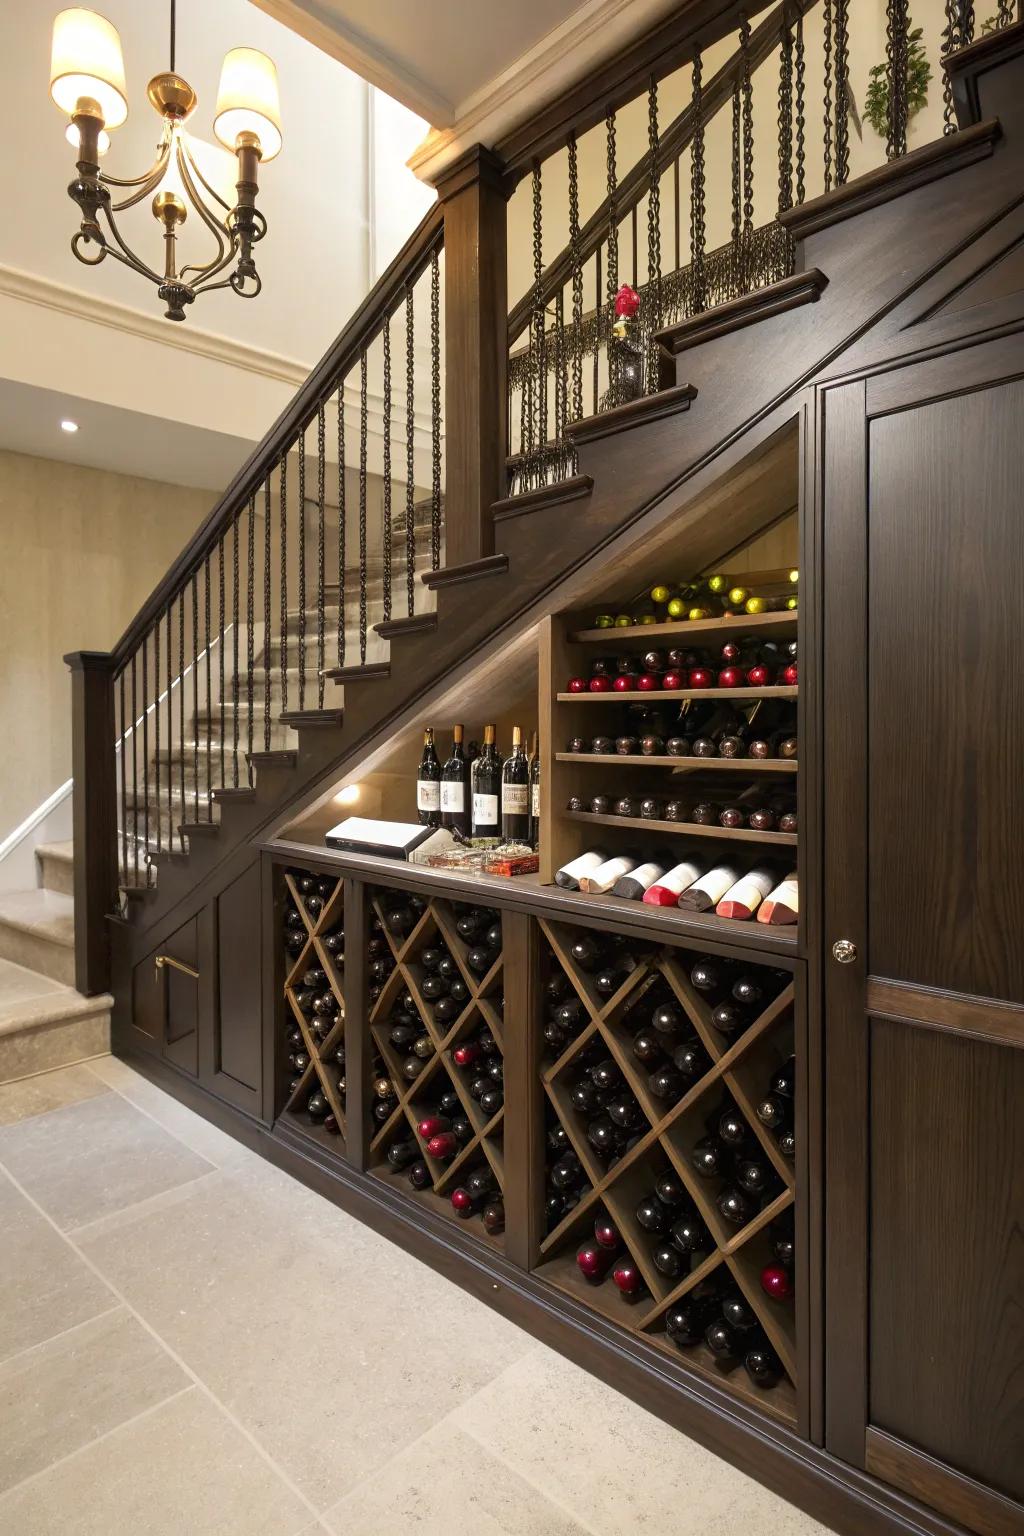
[
  {"x1": 100, "y1": 143, "x2": 171, "y2": 193},
  {"x1": 96, "y1": 201, "x2": 165, "y2": 287},
  {"x1": 180, "y1": 137, "x2": 233, "y2": 215},
  {"x1": 197, "y1": 269, "x2": 262, "y2": 300},
  {"x1": 109, "y1": 161, "x2": 175, "y2": 214},
  {"x1": 173, "y1": 145, "x2": 234, "y2": 281}
]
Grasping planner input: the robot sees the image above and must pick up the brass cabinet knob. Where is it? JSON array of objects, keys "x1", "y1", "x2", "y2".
[{"x1": 832, "y1": 938, "x2": 857, "y2": 965}]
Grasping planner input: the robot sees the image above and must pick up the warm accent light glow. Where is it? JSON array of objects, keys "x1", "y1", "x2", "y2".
[
  {"x1": 65, "y1": 120, "x2": 110, "y2": 154},
  {"x1": 60, "y1": 419, "x2": 79, "y2": 432},
  {"x1": 214, "y1": 48, "x2": 282, "y2": 160},
  {"x1": 50, "y1": 8, "x2": 128, "y2": 128},
  {"x1": 334, "y1": 783, "x2": 361, "y2": 806}
]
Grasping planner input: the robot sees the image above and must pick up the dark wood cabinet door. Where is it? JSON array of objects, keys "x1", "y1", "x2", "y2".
[
  {"x1": 821, "y1": 345, "x2": 1024, "y2": 1536},
  {"x1": 131, "y1": 916, "x2": 199, "y2": 1076},
  {"x1": 199, "y1": 859, "x2": 263, "y2": 1117}
]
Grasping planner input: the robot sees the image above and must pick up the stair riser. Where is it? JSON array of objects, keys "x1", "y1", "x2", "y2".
[
  {"x1": 37, "y1": 852, "x2": 74, "y2": 898},
  {"x1": 0, "y1": 923, "x2": 74, "y2": 986},
  {"x1": 0, "y1": 1009, "x2": 110, "y2": 1083}
]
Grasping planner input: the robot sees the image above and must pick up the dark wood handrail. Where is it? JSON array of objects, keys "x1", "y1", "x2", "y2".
[
  {"x1": 111, "y1": 199, "x2": 445, "y2": 671},
  {"x1": 506, "y1": 0, "x2": 817, "y2": 342}
]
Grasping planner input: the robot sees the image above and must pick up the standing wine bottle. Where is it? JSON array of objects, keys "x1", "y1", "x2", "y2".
[
  {"x1": 528, "y1": 731, "x2": 541, "y2": 850},
  {"x1": 471, "y1": 724, "x2": 501, "y2": 838},
  {"x1": 416, "y1": 727, "x2": 441, "y2": 827},
  {"x1": 440, "y1": 724, "x2": 469, "y2": 835},
  {"x1": 501, "y1": 726, "x2": 531, "y2": 842}
]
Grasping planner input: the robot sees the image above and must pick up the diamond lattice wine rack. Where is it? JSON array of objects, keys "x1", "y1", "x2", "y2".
[
  {"x1": 536, "y1": 916, "x2": 798, "y2": 1426},
  {"x1": 278, "y1": 868, "x2": 347, "y2": 1151},
  {"x1": 367, "y1": 888, "x2": 507, "y2": 1248}
]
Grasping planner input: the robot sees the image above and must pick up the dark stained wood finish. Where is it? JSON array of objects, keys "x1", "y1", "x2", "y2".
[
  {"x1": 778, "y1": 121, "x2": 1000, "y2": 242},
  {"x1": 656, "y1": 271, "x2": 829, "y2": 355},
  {"x1": 866, "y1": 1429, "x2": 1024, "y2": 1536},
  {"x1": 373, "y1": 613, "x2": 437, "y2": 640},
  {"x1": 868, "y1": 381, "x2": 1024, "y2": 1005},
  {"x1": 210, "y1": 861, "x2": 263, "y2": 1112},
  {"x1": 946, "y1": 18, "x2": 1024, "y2": 130},
  {"x1": 342, "y1": 876, "x2": 369, "y2": 1169},
  {"x1": 867, "y1": 977, "x2": 1024, "y2": 1050},
  {"x1": 566, "y1": 382, "x2": 698, "y2": 446},
  {"x1": 422, "y1": 553, "x2": 509, "y2": 591},
  {"x1": 436, "y1": 147, "x2": 509, "y2": 568},
  {"x1": 499, "y1": 909, "x2": 544, "y2": 1270},
  {"x1": 491, "y1": 475, "x2": 594, "y2": 524},
  {"x1": 869, "y1": 1021, "x2": 1024, "y2": 1508},
  {"x1": 64, "y1": 650, "x2": 118, "y2": 996}
]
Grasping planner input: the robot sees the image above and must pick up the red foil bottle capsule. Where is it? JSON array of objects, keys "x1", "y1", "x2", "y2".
[{"x1": 760, "y1": 1263, "x2": 794, "y2": 1300}]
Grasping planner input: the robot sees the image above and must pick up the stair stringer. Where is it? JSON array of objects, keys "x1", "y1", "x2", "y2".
[{"x1": 113, "y1": 94, "x2": 1024, "y2": 956}]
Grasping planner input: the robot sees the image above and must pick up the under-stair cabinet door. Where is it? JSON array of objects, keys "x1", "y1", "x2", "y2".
[{"x1": 821, "y1": 343, "x2": 1024, "y2": 1536}]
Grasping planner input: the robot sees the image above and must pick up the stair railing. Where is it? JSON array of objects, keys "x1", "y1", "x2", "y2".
[{"x1": 503, "y1": 0, "x2": 1021, "y2": 494}]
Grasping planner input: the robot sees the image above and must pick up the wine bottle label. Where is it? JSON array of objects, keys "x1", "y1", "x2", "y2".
[
  {"x1": 580, "y1": 855, "x2": 636, "y2": 893},
  {"x1": 679, "y1": 864, "x2": 739, "y2": 908},
  {"x1": 554, "y1": 850, "x2": 607, "y2": 888},
  {"x1": 757, "y1": 874, "x2": 799, "y2": 925},
  {"x1": 613, "y1": 861, "x2": 664, "y2": 899},
  {"x1": 531, "y1": 782, "x2": 540, "y2": 818},
  {"x1": 502, "y1": 784, "x2": 528, "y2": 813},
  {"x1": 716, "y1": 867, "x2": 777, "y2": 919},
  {"x1": 472, "y1": 792, "x2": 498, "y2": 826},
  {"x1": 440, "y1": 781, "x2": 465, "y2": 812},
  {"x1": 416, "y1": 780, "x2": 440, "y2": 811}
]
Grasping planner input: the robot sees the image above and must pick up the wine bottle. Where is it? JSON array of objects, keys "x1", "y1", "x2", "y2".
[
  {"x1": 500, "y1": 726, "x2": 531, "y2": 842},
  {"x1": 416, "y1": 727, "x2": 441, "y2": 827},
  {"x1": 613, "y1": 859, "x2": 665, "y2": 900},
  {"x1": 440, "y1": 724, "x2": 469, "y2": 835},
  {"x1": 678, "y1": 863, "x2": 741, "y2": 911},
  {"x1": 579, "y1": 854, "x2": 637, "y2": 894},
  {"x1": 757, "y1": 873, "x2": 799, "y2": 926},
  {"x1": 528, "y1": 731, "x2": 541, "y2": 850},
  {"x1": 555, "y1": 849, "x2": 607, "y2": 889},
  {"x1": 643, "y1": 857, "x2": 704, "y2": 907},
  {"x1": 471, "y1": 724, "x2": 501, "y2": 838},
  {"x1": 716, "y1": 866, "x2": 777, "y2": 920}
]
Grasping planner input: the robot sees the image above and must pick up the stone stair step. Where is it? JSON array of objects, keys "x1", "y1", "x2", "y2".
[
  {"x1": 0, "y1": 890, "x2": 76, "y2": 987},
  {"x1": 35, "y1": 840, "x2": 74, "y2": 899}
]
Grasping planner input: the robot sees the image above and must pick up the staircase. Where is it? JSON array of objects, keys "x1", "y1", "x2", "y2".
[{"x1": 0, "y1": 841, "x2": 111, "y2": 1082}]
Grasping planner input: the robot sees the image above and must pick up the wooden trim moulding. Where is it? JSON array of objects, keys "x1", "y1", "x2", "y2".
[
  {"x1": 865, "y1": 1428, "x2": 1024, "y2": 1536},
  {"x1": 778, "y1": 121, "x2": 1001, "y2": 242},
  {"x1": 421, "y1": 553, "x2": 510, "y2": 591},
  {"x1": 655, "y1": 271, "x2": 829, "y2": 355},
  {"x1": 867, "y1": 977, "x2": 1024, "y2": 1050},
  {"x1": 491, "y1": 474, "x2": 594, "y2": 523},
  {"x1": 945, "y1": 18, "x2": 1024, "y2": 130},
  {"x1": 566, "y1": 382, "x2": 698, "y2": 447}
]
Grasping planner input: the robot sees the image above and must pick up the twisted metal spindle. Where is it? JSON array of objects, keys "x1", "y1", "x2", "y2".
[
  {"x1": 795, "y1": 13, "x2": 806, "y2": 206},
  {"x1": 886, "y1": 0, "x2": 911, "y2": 161},
  {"x1": 297, "y1": 427, "x2": 306, "y2": 710},
  {"x1": 430, "y1": 247, "x2": 442, "y2": 571},
  {"x1": 778, "y1": 18, "x2": 794, "y2": 214},
  {"x1": 279, "y1": 454, "x2": 288, "y2": 715},
  {"x1": 218, "y1": 532, "x2": 225, "y2": 787},
  {"x1": 232, "y1": 510, "x2": 240, "y2": 786},
  {"x1": 177, "y1": 594, "x2": 185, "y2": 849},
  {"x1": 823, "y1": 0, "x2": 834, "y2": 191},
  {"x1": 131, "y1": 651, "x2": 139, "y2": 881},
  {"x1": 337, "y1": 385, "x2": 347, "y2": 663},
  {"x1": 381, "y1": 317, "x2": 392, "y2": 626},
  {"x1": 204, "y1": 558, "x2": 212, "y2": 820},
  {"x1": 405, "y1": 283, "x2": 416, "y2": 616},
  {"x1": 152, "y1": 615, "x2": 160, "y2": 855},
  {"x1": 530, "y1": 160, "x2": 546, "y2": 484},
  {"x1": 691, "y1": 48, "x2": 708, "y2": 312},
  {"x1": 568, "y1": 133, "x2": 584, "y2": 430},
  {"x1": 646, "y1": 74, "x2": 662, "y2": 394},
  {"x1": 191, "y1": 572, "x2": 199, "y2": 821},
  {"x1": 835, "y1": 0, "x2": 850, "y2": 185},
  {"x1": 358, "y1": 347, "x2": 368, "y2": 664},
  {"x1": 246, "y1": 493, "x2": 255, "y2": 768},
  {"x1": 263, "y1": 479, "x2": 272, "y2": 753},
  {"x1": 119, "y1": 669, "x2": 127, "y2": 881},
  {"x1": 317, "y1": 401, "x2": 327, "y2": 705}
]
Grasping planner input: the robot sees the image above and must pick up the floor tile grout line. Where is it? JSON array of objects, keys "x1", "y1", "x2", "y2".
[
  {"x1": 455, "y1": 1415, "x2": 604, "y2": 1536},
  {"x1": 63, "y1": 1167, "x2": 221, "y2": 1240},
  {"x1": 0, "y1": 1303, "x2": 125, "y2": 1371},
  {"x1": 0, "y1": 1162, "x2": 326, "y2": 1527},
  {"x1": 0, "y1": 1385, "x2": 197, "y2": 1506},
  {"x1": 83, "y1": 1057, "x2": 247, "y2": 1174}
]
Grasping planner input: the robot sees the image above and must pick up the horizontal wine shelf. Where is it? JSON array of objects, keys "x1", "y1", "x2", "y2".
[
  {"x1": 570, "y1": 611, "x2": 799, "y2": 644},
  {"x1": 556, "y1": 753, "x2": 798, "y2": 773},
  {"x1": 557, "y1": 687, "x2": 798, "y2": 703},
  {"x1": 564, "y1": 810, "x2": 798, "y2": 846}
]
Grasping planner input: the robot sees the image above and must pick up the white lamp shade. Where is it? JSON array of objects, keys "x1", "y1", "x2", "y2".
[
  {"x1": 214, "y1": 48, "x2": 282, "y2": 161},
  {"x1": 50, "y1": 8, "x2": 128, "y2": 128}
]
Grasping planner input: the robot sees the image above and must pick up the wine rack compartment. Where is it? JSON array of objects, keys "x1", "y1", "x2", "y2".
[
  {"x1": 534, "y1": 916, "x2": 798, "y2": 1426},
  {"x1": 367, "y1": 888, "x2": 506, "y2": 1248},
  {"x1": 278, "y1": 868, "x2": 347, "y2": 1152}
]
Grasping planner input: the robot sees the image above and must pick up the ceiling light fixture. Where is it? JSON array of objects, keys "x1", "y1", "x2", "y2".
[
  {"x1": 60, "y1": 419, "x2": 80, "y2": 432},
  {"x1": 49, "y1": 3, "x2": 282, "y2": 322}
]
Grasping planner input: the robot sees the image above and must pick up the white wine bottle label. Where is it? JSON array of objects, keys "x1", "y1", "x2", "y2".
[
  {"x1": 716, "y1": 866, "x2": 776, "y2": 920},
  {"x1": 757, "y1": 873, "x2": 799, "y2": 926},
  {"x1": 643, "y1": 858, "x2": 704, "y2": 906},
  {"x1": 678, "y1": 864, "x2": 740, "y2": 910},
  {"x1": 554, "y1": 849, "x2": 607, "y2": 889},
  {"x1": 502, "y1": 784, "x2": 529, "y2": 813},
  {"x1": 472, "y1": 792, "x2": 498, "y2": 826},
  {"x1": 614, "y1": 860, "x2": 665, "y2": 900},
  {"x1": 416, "y1": 780, "x2": 440, "y2": 812},
  {"x1": 531, "y1": 782, "x2": 540, "y2": 818},
  {"x1": 580, "y1": 854, "x2": 636, "y2": 894},
  {"x1": 440, "y1": 781, "x2": 465, "y2": 812}
]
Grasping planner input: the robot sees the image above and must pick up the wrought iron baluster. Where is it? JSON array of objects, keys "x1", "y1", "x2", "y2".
[
  {"x1": 317, "y1": 401, "x2": 327, "y2": 705},
  {"x1": 430, "y1": 247, "x2": 441, "y2": 571},
  {"x1": 941, "y1": 2, "x2": 959, "y2": 131},
  {"x1": 178, "y1": 594, "x2": 185, "y2": 848},
  {"x1": 530, "y1": 160, "x2": 545, "y2": 485},
  {"x1": 795, "y1": 13, "x2": 806, "y2": 206},
  {"x1": 263, "y1": 479, "x2": 272, "y2": 752},
  {"x1": 131, "y1": 650, "x2": 139, "y2": 881},
  {"x1": 673, "y1": 155, "x2": 681, "y2": 274},
  {"x1": 731, "y1": 82, "x2": 742, "y2": 250},
  {"x1": 405, "y1": 284, "x2": 416, "y2": 616},
  {"x1": 204, "y1": 557, "x2": 212, "y2": 820},
  {"x1": 337, "y1": 386, "x2": 347, "y2": 662},
  {"x1": 153, "y1": 612, "x2": 160, "y2": 855},
  {"x1": 246, "y1": 494, "x2": 255, "y2": 767},
  {"x1": 886, "y1": 0, "x2": 911, "y2": 161},
  {"x1": 232, "y1": 512, "x2": 240, "y2": 785},
  {"x1": 297, "y1": 427, "x2": 306, "y2": 710},
  {"x1": 165, "y1": 604, "x2": 173, "y2": 849},
  {"x1": 605, "y1": 108, "x2": 618, "y2": 400},
  {"x1": 119, "y1": 668, "x2": 127, "y2": 881},
  {"x1": 631, "y1": 204, "x2": 638, "y2": 288},
  {"x1": 646, "y1": 74, "x2": 662, "y2": 394},
  {"x1": 778, "y1": 18, "x2": 794, "y2": 214},
  {"x1": 553, "y1": 288, "x2": 565, "y2": 470},
  {"x1": 835, "y1": 0, "x2": 850, "y2": 185},
  {"x1": 568, "y1": 133, "x2": 584, "y2": 430},
  {"x1": 359, "y1": 347, "x2": 368, "y2": 664},
  {"x1": 218, "y1": 533, "x2": 225, "y2": 787},
  {"x1": 594, "y1": 244, "x2": 601, "y2": 412},
  {"x1": 141, "y1": 631, "x2": 150, "y2": 875},
  {"x1": 279, "y1": 453, "x2": 288, "y2": 715},
  {"x1": 381, "y1": 318, "x2": 392, "y2": 626},
  {"x1": 691, "y1": 48, "x2": 707, "y2": 312},
  {"x1": 823, "y1": 0, "x2": 834, "y2": 191},
  {"x1": 191, "y1": 571, "x2": 199, "y2": 821},
  {"x1": 740, "y1": 16, "x2": 754, "y2": 292}
]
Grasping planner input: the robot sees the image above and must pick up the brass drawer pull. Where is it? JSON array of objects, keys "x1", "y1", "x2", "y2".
[{"x1": 155, "y1": 954, "x2": 199, "y2": 981}]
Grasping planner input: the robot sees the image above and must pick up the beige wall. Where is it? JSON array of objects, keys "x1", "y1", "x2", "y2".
[{"x1": 0, "y1": 451, "x2": 213, "y2": 835}]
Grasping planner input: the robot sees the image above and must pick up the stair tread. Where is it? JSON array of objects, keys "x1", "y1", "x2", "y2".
[
  {"x1": 374, "y1": 613, "x2": 438, "y2": 639},
  {"x1": 566, "y1": 381, "x2": 699, "y2": 446},
  {"x1": 0, "y1": 970, "x2": 111, "y2": 1037},
  {"x1": 0, "y1": 890, "x2": 75, "y2": 949},
  {"x1": 654, "y1": 269, "x2": 828, "y2": 354},
  {"x1": 491, "y1": 475, "x2": 594, "y2": 521},
  {"x1": 35, "y1": 840, "x2": 74, "y2": 865}
]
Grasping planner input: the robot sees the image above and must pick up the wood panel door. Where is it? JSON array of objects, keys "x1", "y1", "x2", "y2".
[{"x1": 821, "y1": 342, "x2": 1024, "y2": 1536}]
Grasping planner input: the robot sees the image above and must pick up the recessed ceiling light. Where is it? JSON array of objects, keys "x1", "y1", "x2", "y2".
[
  {"x1": 60, "y1": 419, "x2": 79, "y2": 433},
  {"x1": 334, "y1": 783, "x2": 360, "y2": 805}
]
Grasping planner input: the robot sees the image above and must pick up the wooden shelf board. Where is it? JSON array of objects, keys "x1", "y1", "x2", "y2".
[
  {"x1": 557, "y1": 687, "x2": 798, "y2": 702},
  {"x1": 554, "y1": 754, "x2": 797, "y2": 773},
  {"x1": 367, "y1": 1164, "x2": 504, "y2": 1253},
  {"x1": 564, "y1": 810, "x2": 798, "y2": 846},
  {"x1": 570, "y1": 612, "x2": 798, "y2": 644},
  {"x1": 276, "y1": 1107, "x2": 346, "y2": 1158}
]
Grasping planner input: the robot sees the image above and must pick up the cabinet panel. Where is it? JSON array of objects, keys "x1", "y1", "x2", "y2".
[{"x1": 210, "y1": 861, "x2": 262, "y2": 1113}]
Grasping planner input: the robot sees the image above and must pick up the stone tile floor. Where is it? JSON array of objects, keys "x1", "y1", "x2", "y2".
[{"x1": 0, "y1": 1058, "x2": 834, "y2": 1536}]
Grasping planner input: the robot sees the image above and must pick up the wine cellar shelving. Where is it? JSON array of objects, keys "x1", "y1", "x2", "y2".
[
  {"x1": 278, "y1": 870, "x2": 347, "y2": 1152},
  {"x1": 367, "y1": 888, "x2": 506, "y2": 1248},
  {"x1": 534, "y1": 917, "x2": 798, "y2": 1427}
]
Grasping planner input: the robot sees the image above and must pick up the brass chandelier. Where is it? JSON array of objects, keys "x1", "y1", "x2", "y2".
[{"x1": 49, "y1": 3, "x2": 283, "y2": 321}]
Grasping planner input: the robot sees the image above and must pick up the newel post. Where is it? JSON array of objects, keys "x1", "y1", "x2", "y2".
[
  {"x1": 64, "y1": 650, "x2": 118, "y2": 996},
  {"x1": 436, "y1": 145, "x2": 510, "y2": 568}
]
